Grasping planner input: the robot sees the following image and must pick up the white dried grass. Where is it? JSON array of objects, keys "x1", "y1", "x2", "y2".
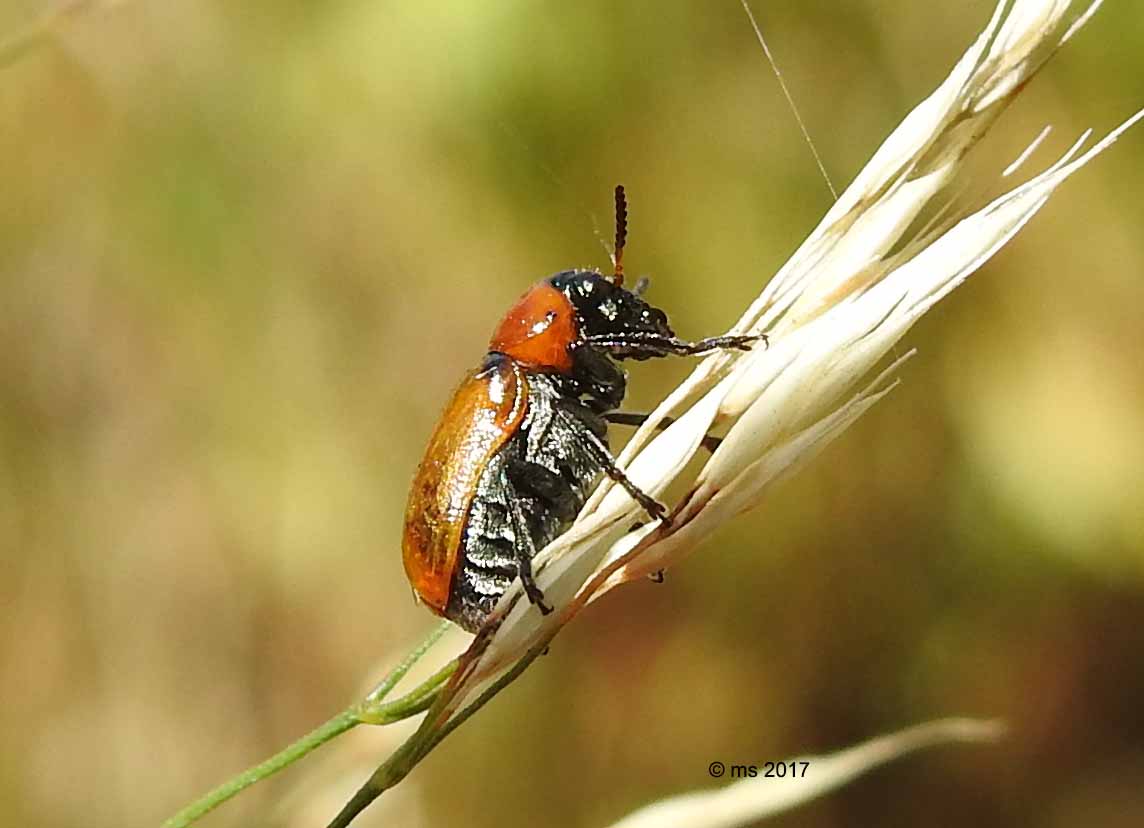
[{"x1": 439, "y1": 0, "x2": 1139, "y2": 727}]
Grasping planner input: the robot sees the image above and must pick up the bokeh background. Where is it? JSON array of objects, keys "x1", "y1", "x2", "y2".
[{"x1": 2, "y1": 1, "x2": 1143, "y2": 826}]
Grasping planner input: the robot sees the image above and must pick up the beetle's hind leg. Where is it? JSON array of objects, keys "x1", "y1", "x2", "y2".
[
  {"x1": 604, "y1": 412, "x2": 723, "y2": 453},
  {"x1": 506, "y1": 493, "x2": 553, "y2": 615}
]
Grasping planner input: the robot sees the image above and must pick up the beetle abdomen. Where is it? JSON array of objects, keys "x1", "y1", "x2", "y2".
[
  {"x1": 402, "y1": 354, "x2": 528, "y2": 613},
  {"x1": 445, "y1": 373, "x2": 606, "y2": 631}
]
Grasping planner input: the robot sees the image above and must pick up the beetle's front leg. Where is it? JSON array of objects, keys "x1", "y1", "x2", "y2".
[{"x1": 585, "y1": 331, "x2": 764, "y2": 359}]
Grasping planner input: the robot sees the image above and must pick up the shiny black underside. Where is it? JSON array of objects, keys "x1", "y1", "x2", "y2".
[{"x1": 445, "y1": 370, "x2": 605, "y2": 632}]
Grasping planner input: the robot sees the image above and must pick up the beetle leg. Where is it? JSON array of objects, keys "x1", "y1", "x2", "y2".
[
  {"x1": 555, "y1": 401, "x2": 671, "y2": 526},
  {"x1": 678, "y1": 333, "x2": 763, "y2": 354},
  {"x1": 603, "y1": 411, "x2": 723, "y2": 453},
  {"x1": 584, "y1": 332, "x2": 764, "y2": 358},
  {"x1": 507, "y1": 494, "x2": 553, "y2": 615}
]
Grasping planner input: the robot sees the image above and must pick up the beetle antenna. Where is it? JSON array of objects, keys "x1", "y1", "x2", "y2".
[{"x1": 612, "y1": 184, "x2": 627, "y2": 286}]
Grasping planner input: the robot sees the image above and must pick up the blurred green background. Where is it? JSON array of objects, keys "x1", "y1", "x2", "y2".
[{"x1": 2, "y1": 1, "x2": 1143, "y2": 826}]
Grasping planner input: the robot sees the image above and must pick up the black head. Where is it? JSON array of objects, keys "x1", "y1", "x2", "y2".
[{"x1": 547, "y1": 270, "x2": 676, "y2": 360}]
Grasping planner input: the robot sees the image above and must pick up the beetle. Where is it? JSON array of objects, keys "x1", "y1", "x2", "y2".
[{"x1": 402, "y1": 187, "x2": 760, "y2": 632}]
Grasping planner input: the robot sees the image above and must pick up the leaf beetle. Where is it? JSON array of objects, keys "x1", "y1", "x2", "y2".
[{"x1": 402, "y1": 187, "x2": 760, "y2": 631}]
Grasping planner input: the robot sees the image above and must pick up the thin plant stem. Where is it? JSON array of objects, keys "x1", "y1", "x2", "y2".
[
  {"x1": 363, "y1": 621, "x2": 452, "y2": 704},
  {"x1": 327, "y1": 537, "x2": 656, "y2": 827},
  {"x1": 325, "y1": 626, "x2": 564, "y2": 828},
  {"x1": 162, "y1": 621, "x2": 453, "y2": 828},
  {"x1": 325, "y1": 726, "x2": 427, "y2": 828},
  {"x1": 357, "y1": 658, "x2": 457, "y2": 724},
  {"x1": 162, "y1": 710, "x2": 360, "y2": 828}
]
